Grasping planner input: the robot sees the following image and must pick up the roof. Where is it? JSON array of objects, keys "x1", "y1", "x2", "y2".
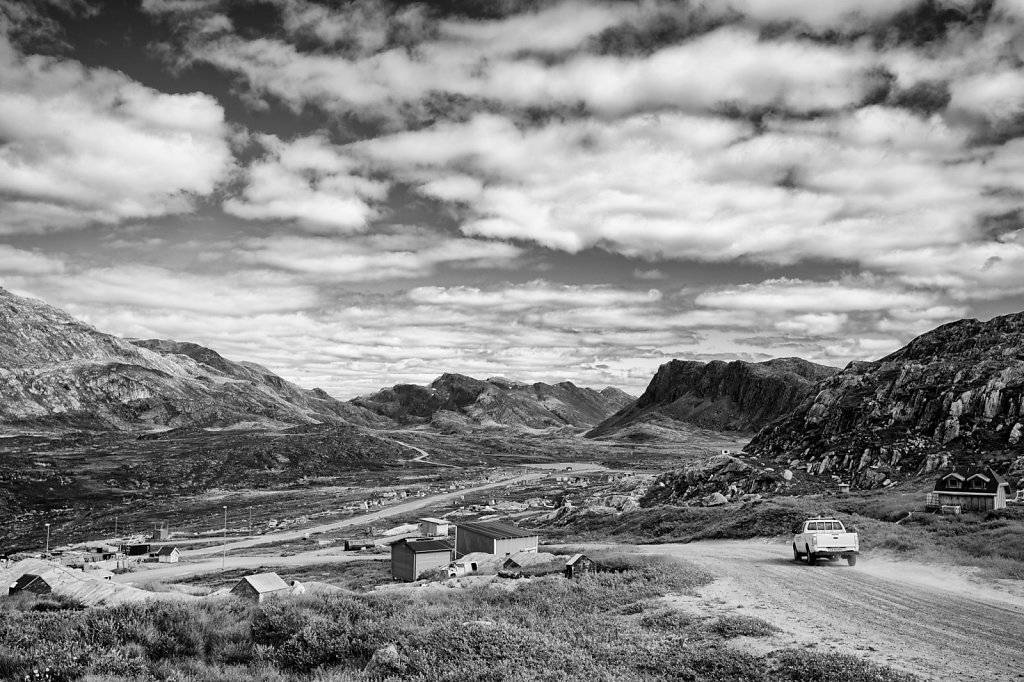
[
  {"x1": 457, "y1": 521, "x2": 538, "y2": 540},
  {"x1": 503, "y1": 551, "x2": 556, "y2": 568},
  {"x1": 933, "y1": 466, "x2": 1007, "y2": 495},
  {"x1": 394, "y1": 538, "x2": 453, "y2": 553},
  {"x1": 155, "y1": 545, "x2": 179, "y2": 556},
  {"x1": 419, "y1": 517, "x2": 449, "y2": 525},
  {"x1": 236, "y1": 572, "x2": 289, "y2": 593},
  {"x1": 2, "y1": 559, "x2": 190, "y2": 606},
  {"x1": 565, "y1": 553, "x2": 589, "y2": 566}
]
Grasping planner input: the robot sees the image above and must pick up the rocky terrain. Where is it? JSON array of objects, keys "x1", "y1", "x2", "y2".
[
  {"x1": 353, "y1": 373, "x2": 633, "y2": 430},
  {"x1": 588, "y1": 357, "x2": 837, "y2": 438},
  {"x1": 0, "y1": 287, "x2": 387, "y2": 433},
  {"x1": 744, "y1": 313, "x2": 1024, "y2": 489}
]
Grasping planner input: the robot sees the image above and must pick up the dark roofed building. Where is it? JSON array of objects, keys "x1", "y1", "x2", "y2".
[
  {"x1": 390, "y1": 538, "x2": 453, "y2": 582},
  {"x1": 928, "y1": 466, "x2": 1009, "y2": 512},
  {"x1": 455, "y1": 521, "x2": 539, "y2": 558}
]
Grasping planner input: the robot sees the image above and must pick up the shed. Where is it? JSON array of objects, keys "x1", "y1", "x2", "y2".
[
  {"x1": 230, "y1": 573, "x2": 290, "y2": 602},
  {"x1": 927, "y1": 466, "x2": 1009, "y2": 512},
  {"x1": 9, "y1": 572, "x2": 53, "y2": 596},
  {"x1": 418, "y1": 517, "x2": 450, "y2": 537},
  {"x1": 455, "y1": 522, "x2": 539, "y2": 558},
  {"x1": 153, "y1": 546, "x2": 180, "y2": 563},
  {"x1": 565, "y1": 553, "x2": 595, "y2": 579},
  {"x1": 122, "y1": 544, "x2": 151, "y2": 557},
  {"x1": 502, "y1": 551, "x2": 557, "y2": 571},
  {"x1": 390, "y1": 538, "x2": 453, "y2": 582},
  {"x1": 345, "y1": 540, "x2": 376, "y2": 551}
]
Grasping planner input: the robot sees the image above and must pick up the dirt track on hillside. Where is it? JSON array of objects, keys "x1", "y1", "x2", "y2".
[{"x1": 639, "y1": 541, "x2": 1024, "y2": 682}]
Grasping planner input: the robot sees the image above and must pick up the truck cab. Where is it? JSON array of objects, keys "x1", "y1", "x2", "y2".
[{"x1": 793, "y1": 518, "x2": 859, "y2": 566}]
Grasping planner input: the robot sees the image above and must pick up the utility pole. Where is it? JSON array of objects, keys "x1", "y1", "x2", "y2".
[
  {"x1": 114, "y1": 515, "x2": 117, "y2": 538},
  {"x1": 44, "y1": 523, "x2": 50, "y2": 557},
  {"x1": 222, "y1": 505, "x2": 227, "y2": 569},
  {"x1": 248, "y1": 506, "x2": 252, "y2": 538}
]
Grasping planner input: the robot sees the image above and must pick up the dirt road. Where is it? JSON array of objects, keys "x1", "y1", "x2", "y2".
[
  {"x1": 114, "y1": 551, "x2": 381, "y2": 584},
  {"x1": 640, "y1": 540, "x2": 1024, "y2": 682}
]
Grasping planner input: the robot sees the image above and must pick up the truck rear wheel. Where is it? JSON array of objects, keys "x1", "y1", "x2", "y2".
[
  {"x1": 805, "y1": 545, "x2": 815, "y2": 565},
  {"x1": 847, "y1": 555, "x2": 857, "y2": 567}
]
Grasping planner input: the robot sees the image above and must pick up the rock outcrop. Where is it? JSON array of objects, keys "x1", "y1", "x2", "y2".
[
  {"x1": 641, "y1": 455, "x2": 785, "y2": 507},
  {"x1": 745, "y1": 313, "x2": 1024, "y2": 487},
  {"x1": 588, "y1": 357, "x2": 838, "y2": 438},
  {"x1": 0, "y1": 287, "x2": 386, "y2": 432},
  {"x1": 353, "y1": 373, "x2": 633, "y2": 429}
]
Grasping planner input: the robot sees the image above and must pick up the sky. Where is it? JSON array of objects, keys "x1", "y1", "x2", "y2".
[{"x1": 1, "y1": 0, "x2": 1023, "y2": 399}]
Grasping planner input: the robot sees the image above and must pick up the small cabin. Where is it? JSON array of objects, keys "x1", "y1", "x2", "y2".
[
  {"x1": 565, "y1": 554, "x2": 595, "y2": 579},
  {"x1": 418, "y1": 517, "x2": 450, "y2": 538},
  {"x1": 151, "y1": 546, "x2": 180, "y2": 563},
  {"x1": 230, "y1": 573, "x2": 289, "y2": 602},
  {"x1": 390, "y1": 538, "x2": 453, "y2": 581},
  {"x1": 927, "y1": 466, "x2": 1009, "y2": 512}
]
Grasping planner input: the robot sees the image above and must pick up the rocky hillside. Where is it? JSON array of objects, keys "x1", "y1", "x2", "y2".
[
  {"x1": 746, "y1": 313, "x2": 1024, "y2": 488},
  {"x1": 588, "y1": 358, "x2": 838, "y2": 438},
  {"x1": 0, "y1": 287, "x2": 386, "y2": 432},
  {"x1": 352, "y1": 373, "x2": 634, "y2": 430}
]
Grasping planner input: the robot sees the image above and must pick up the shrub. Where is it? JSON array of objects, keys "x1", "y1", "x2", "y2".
[
  {"x1": 774, "y1": 650, "x2": 920, "y2": 682},
  {"x1": 706, "y1": 614, "x2": 779, "y2": 638}
]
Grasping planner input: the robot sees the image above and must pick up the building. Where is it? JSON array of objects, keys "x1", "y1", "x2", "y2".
[
  {"x1": 564, "y1": 553, "x2": 595, "y2": 579},
  {"x1": 927, "y1": 466, "x2": 1010, "y2": 512},
  {"x1": 121, "y1": 543, "x2": 151, "y2": 557},
  {"x1": 455, "y1": 522, "x2": 539, "y2": 558},
  {"x1": 390, "y1": 538, "x2": 453, "y2": 581},
  {"x1": 502, "y1": 551, "x2": 557, "y2": 571},
  {"x1": 418, "y1": 517, "x2": 450, "y2": 537},
  {"x1": 9, "y1": 572, "x2": 54, "y2": 596},
  {"x1": 230, "y1": 573, "x2": 290, "y2": 602},
  {"x1": 151, "y1": 546, "x2": 180, "y2": 563}
]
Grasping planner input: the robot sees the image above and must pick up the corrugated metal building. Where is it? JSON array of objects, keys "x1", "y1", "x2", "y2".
[
  {"x1": 390, "y1": 538, "x2": 453, "y2": 581},
  {"x1": 230, "y1": 573, "x2": 290, "y2": 602},
  {"x1": 455, "y1": 522, "x2": 539, "y2": 558}
]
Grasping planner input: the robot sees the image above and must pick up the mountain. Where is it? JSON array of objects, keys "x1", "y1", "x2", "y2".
[
  {"x1": 0, "y1": 287, "x2": 387, "y2": 433},
  {"x1": 745, "y1": 313, "x2": 1024, "y2": 487},
  {"x1": 352, "y1": 373, "x2": 634, "y2": 430},
  {"x1": 588, "y1": 357, "x2": 838, "y2": 438}
]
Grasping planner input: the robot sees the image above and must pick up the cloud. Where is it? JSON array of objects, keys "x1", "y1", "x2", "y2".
[
  {"x1": 408, "y1": 281, "x2": 662, "y2": 312},
  {"x1": 694, "y1": 278, "x2": 940, "y2": 313},
  {"x1": 720, "y1": 0, "x2": 925, "y2": 31},
  {"x1": 223, "y1": 134, "x2": 386, "y2": 233},
  {"x1": 241, "y1": 231, "x2": 523, "y2": 280},
  {"x1": 0, "y1": 245, "x2": 66, "y2": 275},
  {"x1": 0, "y1": 34, "x2": 233, "y2": 234}
]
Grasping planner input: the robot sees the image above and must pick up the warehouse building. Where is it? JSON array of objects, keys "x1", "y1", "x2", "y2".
[{"x1": 455, "y1": 521, "x2": 539, "y2": 558}]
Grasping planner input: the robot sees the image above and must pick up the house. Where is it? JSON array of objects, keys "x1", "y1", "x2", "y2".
[
  {"x1": 9, "y1": 572, "x2": 54, "y2": 596},
  {"x1": 455, "y1": 521, "x2": 539, "y2": 558},
  {"x1": 121, "y1": 544, "x2": 151, "y2": 557},
  {"x1": 418, "y1": 517, "x2": 450, "y2": 537},
  {"x1": 390, "y1": 538, "x2": 453, "y2": 581},
  {"x1": 151, "y1": 546, "x2": 180, "y2": 563},
  {"x1": 230, "y1": 573, "x2": 290, "y2": 602},
  {"x1": 927, "y1": 466, "x2": 1010, "y2": 512},
  {"x1": 448, "y1": 552, "x2": 503, "y2": 577},
  {"x1": 564, "y1": 553, "x2": 595, "y2": 579}
]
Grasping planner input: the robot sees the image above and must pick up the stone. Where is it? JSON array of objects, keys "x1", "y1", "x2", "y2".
[
  {"x1": 782, "y1": 469, "x2": 793, "y2": 481},
  {"x1": 365, "y1": 643, "x2": 407, "y2": 676},
  {"x1": 702, "y1": 492, "x2": 729, "y2": 507}
]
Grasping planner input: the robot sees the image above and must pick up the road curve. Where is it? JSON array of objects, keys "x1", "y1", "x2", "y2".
[{"x1": 639, "y1": 541, "x2": 1024, "y2": 682}]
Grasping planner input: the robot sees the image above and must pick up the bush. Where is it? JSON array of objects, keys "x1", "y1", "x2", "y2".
[
  {"x1": 706, "y1": 614, "x2": 779, "y2": 638},
  {"x1": 774, "y1": 650, "x2": 920, "y2": 682}
]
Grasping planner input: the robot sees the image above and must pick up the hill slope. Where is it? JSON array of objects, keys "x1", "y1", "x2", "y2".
[
  {"x1": 745, "y1": 313, "x2": 1024, "y2": 487},
  {"x1": 352, "y1": 373, "x2": 634, "y2": 429},
  {"x1": 588, "y1": 358, "x2": 838, "y2": 438},
  {"x1": 0, "y1": 287, "x2": 386, "y2": 432}
]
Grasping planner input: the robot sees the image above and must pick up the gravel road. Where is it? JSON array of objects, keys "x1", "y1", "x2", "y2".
[{"x1": 641, "y1": 540, "x2": 1024, "y2": 682}]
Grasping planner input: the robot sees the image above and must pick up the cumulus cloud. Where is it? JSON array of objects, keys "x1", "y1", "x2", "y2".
[
  {"x1": 0, "y1": 245, "x2": 66, "y2": 275},
  {"x1": 224, "y1": 134, "x2": 386, "y2": 233},
  {"x1": 0, "y1": 34, "x2": 233, "y2": 234}
]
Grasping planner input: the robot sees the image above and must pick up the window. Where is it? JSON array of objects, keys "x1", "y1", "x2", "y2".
[
  {"x1": 971, "y1": 479, "x2": 986, "y2": 490},
  {"x1": 947, "y1": 479, "x2": 961, "y2": 489}
]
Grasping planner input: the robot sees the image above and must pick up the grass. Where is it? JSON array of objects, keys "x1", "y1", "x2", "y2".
[{"x1": 0, "y1": 551, "x2": 920, "y2": 681}]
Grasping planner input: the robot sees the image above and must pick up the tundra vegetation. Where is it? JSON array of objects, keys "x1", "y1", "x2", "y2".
[{"x1": 0, "y1": 553, "x2": 916, "y2": 682}]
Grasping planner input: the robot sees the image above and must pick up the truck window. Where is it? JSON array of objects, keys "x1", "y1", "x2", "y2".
[{"x1": 809, "y1": 522, "x2": 821, "y2": 531}]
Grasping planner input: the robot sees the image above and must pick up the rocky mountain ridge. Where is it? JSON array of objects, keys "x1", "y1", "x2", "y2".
[
  {"x1": 588, "y1": 357, "x2": 838, "y2": 438},
  {"x1": 744, "y1": 313, "x2": 1024, "y2": 489},
  {"x1": 352, "y1": 373, "x2": 634, "y2": 430},
  {"x1": 0, "y1": 287, "x2": 386, "y2": 433}
]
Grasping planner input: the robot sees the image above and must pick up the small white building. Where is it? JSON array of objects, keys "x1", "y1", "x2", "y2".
[
  {"x1": 152, "y1": 546, "x2": 180, "y2": 563},
  {"x1": 418, "y1": 517, "x2": 450, "y2": 537}
]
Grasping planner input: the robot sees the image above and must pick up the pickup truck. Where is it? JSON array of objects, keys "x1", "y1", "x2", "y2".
[{"x1": 792, "y1": 518, "x2": 859, "y2": 566}]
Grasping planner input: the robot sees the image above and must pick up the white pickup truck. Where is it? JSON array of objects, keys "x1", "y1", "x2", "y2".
[{"x1": 792, "y1": 518, "x2": 859, "y2": 566}]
